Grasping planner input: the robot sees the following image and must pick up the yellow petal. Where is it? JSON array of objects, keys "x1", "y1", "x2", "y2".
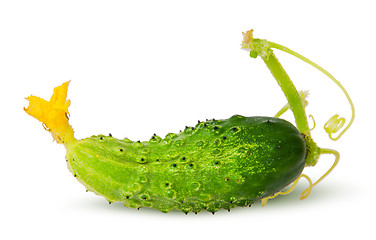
[{"x1": 24, "y1": 81, "x2": 76, "y2": 144}]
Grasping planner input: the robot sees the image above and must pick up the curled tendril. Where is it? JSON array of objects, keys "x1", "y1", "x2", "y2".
[
  {"x1": 261, "y1": 174, "x2": 313, "y2": 207},
  {"x1": 309, "y1": 115, "x2": 316, "y2": 130},
  {"x1": 324, "y1": 114, "x2": 345, "y2": 138}
]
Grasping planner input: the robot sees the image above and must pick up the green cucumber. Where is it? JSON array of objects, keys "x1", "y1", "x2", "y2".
[
  {"x1": 24, "y1": 30, "x2": 354, "y2": 213},
  {"x1": 66, "y1": 115, "x2": 306, "y2": 213}
]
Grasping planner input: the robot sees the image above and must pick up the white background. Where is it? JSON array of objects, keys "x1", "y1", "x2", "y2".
[{"x1": 1, "y1": 0, "x2": 374, "y2": 239}]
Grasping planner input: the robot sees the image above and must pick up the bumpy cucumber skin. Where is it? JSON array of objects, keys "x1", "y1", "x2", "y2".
[{"x1": 66, "y1": 115, "x2": 306, "y2": 213}]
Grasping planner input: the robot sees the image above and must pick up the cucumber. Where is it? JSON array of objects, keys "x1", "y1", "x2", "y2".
[
  {"x1": 65, "y1": 115, "x2": 306, "y2": 213},
  {"x1": 25, "y1": 30, "x2": 353, "y2": 213}
]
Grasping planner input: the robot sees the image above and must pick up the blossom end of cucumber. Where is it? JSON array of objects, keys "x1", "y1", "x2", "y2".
[{"x1": 24, "y1": 81, "x2": 76, "y2": 145}]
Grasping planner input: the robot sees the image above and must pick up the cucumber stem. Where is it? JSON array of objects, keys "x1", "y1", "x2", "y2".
[
  {"x1": 241, "y1": 30, "x2": 321, "y2": 166},
  {"x1": 241, "y1": 30, "x2": 312, "y2": 136},
  {"x1": 261, "y1": 50, "x2": 323, "y2": 167},
  {"x1": 261, "y1": 52, "x2": 311, "y2": 136}
]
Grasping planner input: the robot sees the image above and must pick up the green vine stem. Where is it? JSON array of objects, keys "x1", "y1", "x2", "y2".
[
  {"x1": 242, "y1": 30, "x2": 311, "y2": 137},
  {"x1": 242, "y1": 30, "x2": 355, "y2": 141},
  {"x1": 262, "y1": 50, "x2": 312, "y2": 136}
]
